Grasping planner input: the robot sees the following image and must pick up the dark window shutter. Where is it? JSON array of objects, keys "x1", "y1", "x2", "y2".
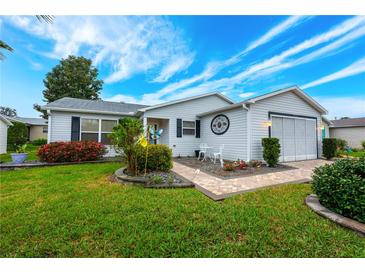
[
  {"x1": 177, "y1": 118, "x2": 182, "y2": 138},
  {"x1": 71, "y1": 116, "x2": 80, "y2": 141},
  {"x1": 196, "y1": 120, "x2": 200, "y2": 138}
]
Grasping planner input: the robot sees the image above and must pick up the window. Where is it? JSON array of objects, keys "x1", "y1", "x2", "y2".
[
  {"x1": 182, "y1": 120, "x2": 195, "y2": 136},
  {"x1": 80, "y1": 118, "x2": 117, "y2": 144},
  {"x1": 81, "y1": 118, "x2": 99, "y2": 142},
  {"x1": 101, "y1": 120, "x2": 117, "y2": 145},
  {"x1": 42, "y1": 126, "x2": 48, "y2": 133}
]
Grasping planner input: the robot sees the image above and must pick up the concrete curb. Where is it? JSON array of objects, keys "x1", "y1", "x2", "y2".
[{"x1": 305, "y1": 194, "x2": 365, "y2": 237}]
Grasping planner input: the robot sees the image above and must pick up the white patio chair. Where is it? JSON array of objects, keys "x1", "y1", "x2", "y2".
[
  {"x1": 198, "y1": 143, "x2": 207, "y2": 160},
  {"x1": 213, "y1": 144, "x2": 224, "y2": 167}
]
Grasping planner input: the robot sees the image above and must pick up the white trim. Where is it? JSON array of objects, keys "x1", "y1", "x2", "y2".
[
  {"x1": 0, "y1": 114, "x2": 13, "y2": 126},
  {"x1": 245, "y1": 86, "x2": 328, "y2": 115},
  {"x1": 270, "y1": 113, "x2": 316, "y2": 121},
  {"x1": 138, "y1": 92, "x2": 234, "y2": 112},
  {"x1": 197, "y1": 103, "x2": 248, "y2": 117}
]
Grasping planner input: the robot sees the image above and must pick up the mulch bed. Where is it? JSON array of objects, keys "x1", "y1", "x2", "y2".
[{"x1": 174, "y1": 157, "x2": 297, "y2": 179}]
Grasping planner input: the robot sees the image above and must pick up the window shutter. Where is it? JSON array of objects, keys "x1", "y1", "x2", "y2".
[
  {"x1": 71, "y1": 116, "x2": 80, "y2": 141},
  {"x1": 177, "y1": 118, "x2": 182, "y2": 138},
  {"x1": 195, "y1": 120, "x2": 200, "y2": 138}
]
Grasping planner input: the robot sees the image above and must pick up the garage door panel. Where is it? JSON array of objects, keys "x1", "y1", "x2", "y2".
[
  {"x1": 306, "y1": 119, "x2": 317, "y2": 159},
  {"x1": 295, "y1": 119, "x2": 307, "y2": 161},
  {"x1": 271, "y1": 117, "x2": 284, "y2": 162},
  {"x1": 282, "y1": 118, "x2": 296, "y2": 162}
]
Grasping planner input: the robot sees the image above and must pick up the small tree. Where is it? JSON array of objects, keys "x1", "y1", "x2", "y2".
[
  {"x1": 323, "y1": 138, "x2": 337, "y2": 159},
  {"x1": 262, "y1": 137, "x2": 281, "y2": 167},
  {"x1": 109, "y1": 118, "x2": 143, "y2": 176},
  {"x1": 7, "y1": 122, "x2": 28, "y2": 150}
]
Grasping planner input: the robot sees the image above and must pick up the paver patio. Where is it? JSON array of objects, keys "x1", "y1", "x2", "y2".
[{"x1": 172, "y1": 159, "x2": 331, "y2": 200}]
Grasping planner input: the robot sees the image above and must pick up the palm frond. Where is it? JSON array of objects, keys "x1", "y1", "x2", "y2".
[{"x1": 36, "y1": 15, "x2": 54, "y2": 24}]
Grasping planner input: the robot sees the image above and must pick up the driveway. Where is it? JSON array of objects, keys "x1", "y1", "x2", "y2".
[{"x1": 172, "y1": 159, "x2": 331, "y2": 200}]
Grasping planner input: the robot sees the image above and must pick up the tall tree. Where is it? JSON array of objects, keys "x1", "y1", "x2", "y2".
[
  {"x1": 34, "y1": 55, "x2": 103, "y2": 118},
  {"x1": 0, "y1": 106, "x2": 17, "y2": 117}
]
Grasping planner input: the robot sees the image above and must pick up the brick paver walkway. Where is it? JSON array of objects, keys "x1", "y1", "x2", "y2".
[{"x1": 172, "y1": 159, "x2": 331, "y2": 200}]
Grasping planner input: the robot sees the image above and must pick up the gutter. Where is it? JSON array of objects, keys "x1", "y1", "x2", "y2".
[{"x1": 41, "y1": 106, "x2": 138, "y2": 117}]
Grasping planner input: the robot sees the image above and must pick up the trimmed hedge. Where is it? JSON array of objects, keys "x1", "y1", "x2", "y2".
[
  {"x1": 312, "y1": 158, "x2": 365, "y2": 223},
  {"x1": 135, "y1": 144, "x2": 172, "y2": 173},
  {"x1": 31, "y1": 138, "x2": 48, "y2": 146},
  {"x1": 7, "y1": 121, "x2": 28, "y2": 150},
  {"x1": 262, "y1": 137, "x2": 281, "y2": 167},
  {"x1": 323, "y1": 138, "x2": 337, "y2": 159},
  {"x1": 37, "y1": 141, "x2": 106, "y2": 163}
]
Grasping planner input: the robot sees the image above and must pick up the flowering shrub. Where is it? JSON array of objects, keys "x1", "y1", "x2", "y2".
[
  {"x1": 223, "y1": 162, "x2": 236, "y2": 171},
  {"x1": 234, "y1": 159, "x2": 247, "y2": 170},
  {"x1": 37, "y1": 141, "x2": 106, "y2": 163}
]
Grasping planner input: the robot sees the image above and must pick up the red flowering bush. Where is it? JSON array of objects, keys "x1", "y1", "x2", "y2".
[{"x1": 37, "y1": 141, "x2": 106, "y2": 163}]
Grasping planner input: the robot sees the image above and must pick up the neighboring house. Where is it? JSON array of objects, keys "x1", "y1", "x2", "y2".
[
  {"x1": 0, "y1": 115, "x2": 13, "y2": 154},
  {"x1": 42, "y1": 86, "x2": 328, "y2": 162},
  {"x1": 6, "y1": 116, "x2": 48, "y2": 141},
  {"x1": 329, "y1": 117, "x2": 365, "y2": 149}
]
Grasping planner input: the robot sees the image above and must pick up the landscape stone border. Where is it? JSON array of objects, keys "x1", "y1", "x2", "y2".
[
  {"x1": 306, "y1": 194, "x2": 365, "y2": 236},
  {"x1": 114, "y1": 167, "x2": 194, "y2": 188}
]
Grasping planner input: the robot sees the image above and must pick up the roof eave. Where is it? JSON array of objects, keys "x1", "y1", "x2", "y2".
[
  {"x1": 43, "y1": 106, "x2": 138, "y2": 117},
  {"x1": 197, "y1": 103, "x2": 248, "y2": 117}
]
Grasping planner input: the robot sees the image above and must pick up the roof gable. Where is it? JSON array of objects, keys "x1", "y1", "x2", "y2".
[
  {"x1": 138, "y1": 92, "x2": 234, "y2": 112},
  {"x1": 243, "y1": 86, "x2": 328, "y2": 115},
  {"x1": 0, "y1": 114, "x2": 13, "y2": 126}
]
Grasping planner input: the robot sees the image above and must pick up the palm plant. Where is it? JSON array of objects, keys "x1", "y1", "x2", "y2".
[{"x1": 0, "y1": 15, "x2": 54, "y2": 60}]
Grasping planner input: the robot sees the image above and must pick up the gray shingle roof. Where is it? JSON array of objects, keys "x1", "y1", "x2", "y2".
[
  {"x1": 43, "y1": 97, "x2": 149, "y2": 115},
  {"x1": 330, "y1": 117, "x2": 365, "y2": 128},
  {"x1": 7, "y1": 116, "x2": 47, "y2": 126}
]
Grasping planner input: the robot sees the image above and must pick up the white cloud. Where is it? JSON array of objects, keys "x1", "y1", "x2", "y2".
[
  {"x1": 6, "y1": 16, "x2": 194, "y2": 83},
  {"x1": 238, "y1": 92, "x2": 256, "y2": 98},
  {"x1": 315, "y1": 96, "x2": 365, "y2": 119},
  {"x1": 242, "y1": 16, "x2": 308, "y2": 54},
  {"x1": 302, "y1": 56, "x2": 365, "y2": 89},
  {"x1": 30, "y1": 61, "x2": 43, "y2": 71},
  {"x1": 152, "y1": 54, "x2": 195, "y2": 83},
  {"x1": 103, "y1": 93, "x2": 139, "y2": 104}
]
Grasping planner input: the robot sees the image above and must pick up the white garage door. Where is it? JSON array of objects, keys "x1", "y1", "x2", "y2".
[{"x1": 271, "y1": 116, "x2": 317, "y2": 162}]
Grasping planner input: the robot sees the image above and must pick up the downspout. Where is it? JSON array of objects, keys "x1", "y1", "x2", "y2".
[
  {"x1": 245, "y1": 103, "x2": 251, "y2": 162},
  {"x1": 47, "y1": 110, "x2": 51, "y2": 144}
]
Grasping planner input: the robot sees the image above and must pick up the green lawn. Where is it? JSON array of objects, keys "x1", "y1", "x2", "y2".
[
  {"x1": 340, "y1": 150, "x2": 365, "y2": 158},
  {"x1": 0, "y1": 163, "x2": 364, "y2": 257},
  {"x1": 0, "y1": 144, "x2": 40, "y2": 163}
]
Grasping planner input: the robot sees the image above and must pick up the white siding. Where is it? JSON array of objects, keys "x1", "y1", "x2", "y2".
[
  {"x1": 0, "y1": 120, "x2": 8, "y2": 154},
  {"x1": 201, "y1": 107, "x2": 247, "y2": 161},
  {"x1": 330, "y1": 127, "x2": 365, "y2": 148},
  {"x1": 143, "y1": 95, "x2": 231, "y2": 156},
  {"x1": 249, "y1": 91, "x2": 322, "y2": 160},
  {"x1": 49, "y1": 111, "x2": 125, "y2": 156}
]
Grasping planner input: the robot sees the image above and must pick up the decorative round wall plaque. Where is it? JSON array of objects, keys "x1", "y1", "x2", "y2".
[{"x1": 210, "y1": 114, "x2": 230, "y2": 135}]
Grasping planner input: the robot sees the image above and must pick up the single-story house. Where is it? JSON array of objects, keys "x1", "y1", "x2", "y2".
[
  {"x1": 329, "y1": 117, "x2": 365, "y2": 148},
  {"x1": 0, "y1": 114, "x2": 13, "y2": 154},
  {"x1": 42, "y1": 86, "x2": 328, "y2": 162},
  {"x1": 6, "y1": 116, "x2": 48, "y2": 141}
]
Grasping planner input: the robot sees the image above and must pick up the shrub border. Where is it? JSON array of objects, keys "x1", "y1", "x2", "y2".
[{"x1": 306, "y1": 194, "x2": 365, "y2": 237}]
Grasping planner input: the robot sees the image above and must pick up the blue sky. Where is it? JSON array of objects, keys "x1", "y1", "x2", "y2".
[{"x1": 1, "y1": 15, "x2": 364, "y2": 119}]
